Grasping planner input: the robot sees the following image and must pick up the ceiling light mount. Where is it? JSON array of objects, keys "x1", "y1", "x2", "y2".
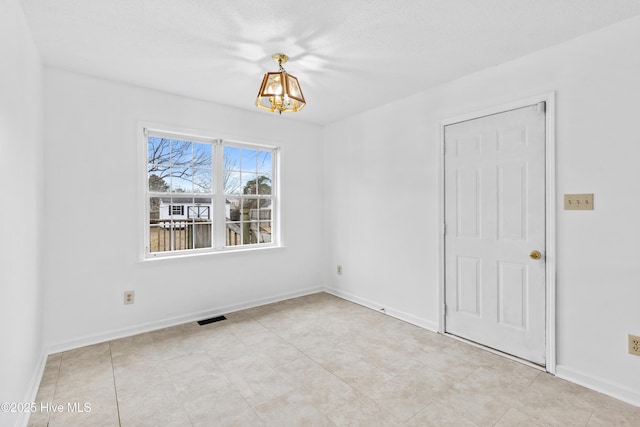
[
  {"x1": 272, "y1": 53, "x2": 288, "y2": 66},
  {"x1": 256, "y1": 53, "x2": 305, "y2": 114}
]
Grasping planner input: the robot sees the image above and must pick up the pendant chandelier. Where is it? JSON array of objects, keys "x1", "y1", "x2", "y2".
[{"x1": 256, "y1": 53, "x2": 306, "y2": 114}]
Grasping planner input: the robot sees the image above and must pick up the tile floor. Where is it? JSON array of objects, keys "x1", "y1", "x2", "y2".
[{"x1": 28, "y1": 292, "x2": 640, "y2": 426}]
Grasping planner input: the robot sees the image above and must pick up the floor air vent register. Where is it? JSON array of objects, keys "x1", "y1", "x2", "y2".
[{"x1": 197, "y1": 315, "x2": 227, "y2": 326}]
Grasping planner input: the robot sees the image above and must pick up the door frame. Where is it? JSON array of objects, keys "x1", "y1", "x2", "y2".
[{"x1": 437, "y1": 92, "x2": 556, "y2": 373}]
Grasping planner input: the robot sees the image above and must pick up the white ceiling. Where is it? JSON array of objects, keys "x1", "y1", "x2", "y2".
[{"x1": 21, "y1": 0, "x2": 640, "y2": 125}]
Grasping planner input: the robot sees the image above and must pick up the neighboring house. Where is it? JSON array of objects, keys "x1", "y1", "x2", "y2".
[
  {"x1": 157, "y1": 199, "x2": 270, "y2": 222},
  {"x1": 158, "y1": 200, "x2": 211, "y2": 222}
]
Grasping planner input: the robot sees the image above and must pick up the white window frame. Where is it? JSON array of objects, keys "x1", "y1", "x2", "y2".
[{"x1": 141, "y1": 126, "x2": 281, "y2": 259}]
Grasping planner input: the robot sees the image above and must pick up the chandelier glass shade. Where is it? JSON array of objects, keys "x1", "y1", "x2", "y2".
[{"x1": 256, "y1": 54, "x2": 306, "y2": 114}]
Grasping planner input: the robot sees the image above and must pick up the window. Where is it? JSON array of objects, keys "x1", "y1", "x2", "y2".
[{"x1": 144, "y1": 129, "x2": 278, "y2": 258}]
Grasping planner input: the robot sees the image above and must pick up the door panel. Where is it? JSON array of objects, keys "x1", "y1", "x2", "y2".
[
  {"x1": 456, "y1": 256, "x2": 481, "y2": 316},
  {"x1": 498, "y1": 162, "x2": 526, "y2": 240},
  {"x1": 444, "y1": 104, "x2": 546, "y2": 365},
  {"x1": 497, "y1": 261, "x2": 527, "y2": 329},
  {"x1": 456, "y1": 169, "x2": 480, "y2": 238}
]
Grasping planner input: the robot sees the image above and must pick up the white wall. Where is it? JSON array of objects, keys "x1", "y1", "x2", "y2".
[
  {"x1": 323, "y1": 16, "x2": 640, "y2": 404},
  {"x1": 0, "y1": 0, "x2": 45, "y2": 425},
  {"x1": 43, "y1": 69, "x2": 324, "y2": 350}
]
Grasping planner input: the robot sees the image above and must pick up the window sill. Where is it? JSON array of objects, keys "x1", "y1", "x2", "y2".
[{"x1": 138, "y1": 244, "x2": 285, "y2": 263}]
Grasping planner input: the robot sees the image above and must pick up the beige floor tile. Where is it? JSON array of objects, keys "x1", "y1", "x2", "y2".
[
  {"x1": 150, "y1": 331, "x2": 206, "y2": 360},
  {"x1": 330, "y1": 359, "x2": 395, "y2": 396},
  {"x1": 511, "y1": 374, "x2": 596, "y2": 426},
  {"x1": 26, "y1": 411, "x2": 50, "y2": 427},
  {"x1": 326, "y1": 395, "x2": 402, "y2": 426},
  {"x1": 219, "y1": 353, "x2": 296, "y2": 407},
  {"x1": 223, "y1": 309, "x2": 253, "y2": 322},
  {"x1": 118, "y1": 381, "x2": 191, "y2": 427},
  {"x1": 277, "y1": 358, "x2": 360, "y2": 414},
  {"x1": 242, "y1": 303, "x2": 281, "y2": 319},
  {"x1": 172, "y1": 373, "x2": 233, "y2": 403},
  {"x1": 183, "y1": 389, "x2": 261, "y2": 427},
  {"x1": 62, "y1": 342, "x2": 111, "y2": 362},
  {"x1": 455, "y1": 366, "x2": 531, "y2": 407},
  {"x1": 359, "y1": 344, "x2": 424, "y2": 377},
  {"x1": 28, "y1": 356, "x2": 64, "y2": 427},
  {"x1": 304, "y1": 344, "x2": 366, "y2": 373},
  {"x1": 56, "y1": 358, "x2": 114, "y2": 391},
  {"x1": 112, "y1": 354, "x2": 171, "y2": 397},
  {"x1": 48, "y1": 385, "x2": 119, "y2": 427},
  {"x1": 253, "y1": 389, "x2": 336, "y2": 426},
  {"x1": 161, "y1": 351, "x2": 218, "y2": 385},
  {"x1": 410, "y1": 346, "x2": 480, "y2": 381},
  {"x1": 225, "y1": 317, "x2": 271, "y2": 339},
  {"x1": 363, "y1": 373, "x2": 434, "y2": 422},
  {"x1": 587, "y1": 408, "x2": 640, "y2": 426},
  {"x1": 434, "y1": 380, "x2": 512, "y2": 426},
  {"x1": 29, "y1": 293, "x2": 640, "y2": 427},
  {"x1": 405, "y1": 401, "x2": 479, "y2": 426},
  {"x1": 252, "y1": 310, "x2": 301, "y2": 331},
  {"x1": 109, "y1": 332, "x2": 155, "y2": 359},
  {"x1": 494, "y1": 407, "x2": 551, "y2": 426}
]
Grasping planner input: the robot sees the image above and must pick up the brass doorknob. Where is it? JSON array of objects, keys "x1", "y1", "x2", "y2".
[{"x1": 530, "y1": 250, "x2": 542, "y2": 260}]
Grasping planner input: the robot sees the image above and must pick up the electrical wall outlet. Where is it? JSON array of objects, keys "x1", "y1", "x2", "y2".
[
  {"x1": 629, "y1": 334, "x2": 640, "y2": 356},
  {"x1": 337, "y1": 265, "x2": 342, "y2": 275},
  {"x1": 124, "y1": 291, "x2": 135, "y2": 305}
]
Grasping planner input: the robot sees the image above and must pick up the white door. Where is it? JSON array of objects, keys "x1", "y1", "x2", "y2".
[{"x1": 444, "y1": 103, "x2": 546, "y2": 365}]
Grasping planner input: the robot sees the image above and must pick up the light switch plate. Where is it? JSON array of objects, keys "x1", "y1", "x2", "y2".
[{"x1": 564, "y1": 193, "x2": 594, "y2": 210}]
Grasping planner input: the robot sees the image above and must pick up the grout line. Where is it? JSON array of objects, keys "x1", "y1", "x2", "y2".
[
  {"x1": 108, "y1": 342, "x2": 123, "y2": 427},
  {"x1": 492, "y1": 405, "x2": 512, "y2": 426},
  {"x1": 44, "y1": 354, "x2": 63, "y2": 427}
]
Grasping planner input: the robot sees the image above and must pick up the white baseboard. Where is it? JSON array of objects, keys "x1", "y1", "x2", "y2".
[
  {"x1": 46, "y1": 286, "x2": 323, "y2": 355},
  {"x1": 15, "y1": 350, "x2": 48, "y2": 427},
  {"x1": 324, "y1": 287, "x2": 439, "y2": 332},
  {"x1": 556, "y1": 365, "x2": 640, "y2": 408}
]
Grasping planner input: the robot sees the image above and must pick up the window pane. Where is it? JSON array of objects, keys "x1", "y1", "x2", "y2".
[
  {"x1": 148, "y1": 137, "x2": 170, "y2": 165},
  {"x1": 257, "y1": 174, "x2": 272, "y2": 195},
  {"x1": 257, "y1": 151, "x2": 272, "y2": 174},
  {"x1": 241, "y1": 149, "x2": 257, "y2": 171},
  {"x1": 187, "y1": 197, "x2": 213, "y2": 250},
  {"x1": 259, "y1": 199, "x2": 272, "y2": 215},
  {"x1": 258, "y1": 221, "x2": 272, "y2": 243},
  {"x1": 148, "y1": 168, "x2": 170, "y2": 193},
  {"x1": 226, "y1": 222, "x2": 242, "y2": 246},
  {"x1": 226, "y1": 198, "x2": 241, "y2": 221},
  {"x1": 244, "y1": 220, "x2": 257, "y2": 244},
  {"x1": 192, "y1": 168, "x2": 212, "y2": 193},
  {"x1": 171, "y1": 140, "x2": 192, "y2": 166},
  {"x1": 192, "y1": 222, "x2": 212, "y2": 249},
  {"x1": 241, "y1": 172, "x2": 258, "y2": 195},
  {"x1": 149, "y1": 197, "x2": 162, "y2": 221},
  {"x1": 171, "y1": 220, "x2": 190, "y2": 251},
  {"x1": 146, "y1": 132, "x2": 277, "y2": 256},
  {"x1": 193, "y1": 143, "x2": 212, "y2": 168},
  {"x1": 225, "y1": 171, "x2": 241, "y2": 195},
  {"x1": 243, "y1": 199, "x2": 260, "y2": 244},
  {"x1": 243, "y1": 198, "x2": 259, "y2": 215},
  {"x1": 224, "y1": 146, "x2": 241, "y2": 171},
  {"x1": 171, "y1": 168, "x2": 192, "y2": 193},
  {"x1": 188, "y1": 198, "x2": 212, "y2": 220},
  {"x1": 149, "y1": 196, "x2": 171, "y2": 253},
  {"x1": 149, "y1": 222, "x2": 172, "y2": 253},
  {"x1": 223, "y1": 198, "x2": 271, "y2": 247}
]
